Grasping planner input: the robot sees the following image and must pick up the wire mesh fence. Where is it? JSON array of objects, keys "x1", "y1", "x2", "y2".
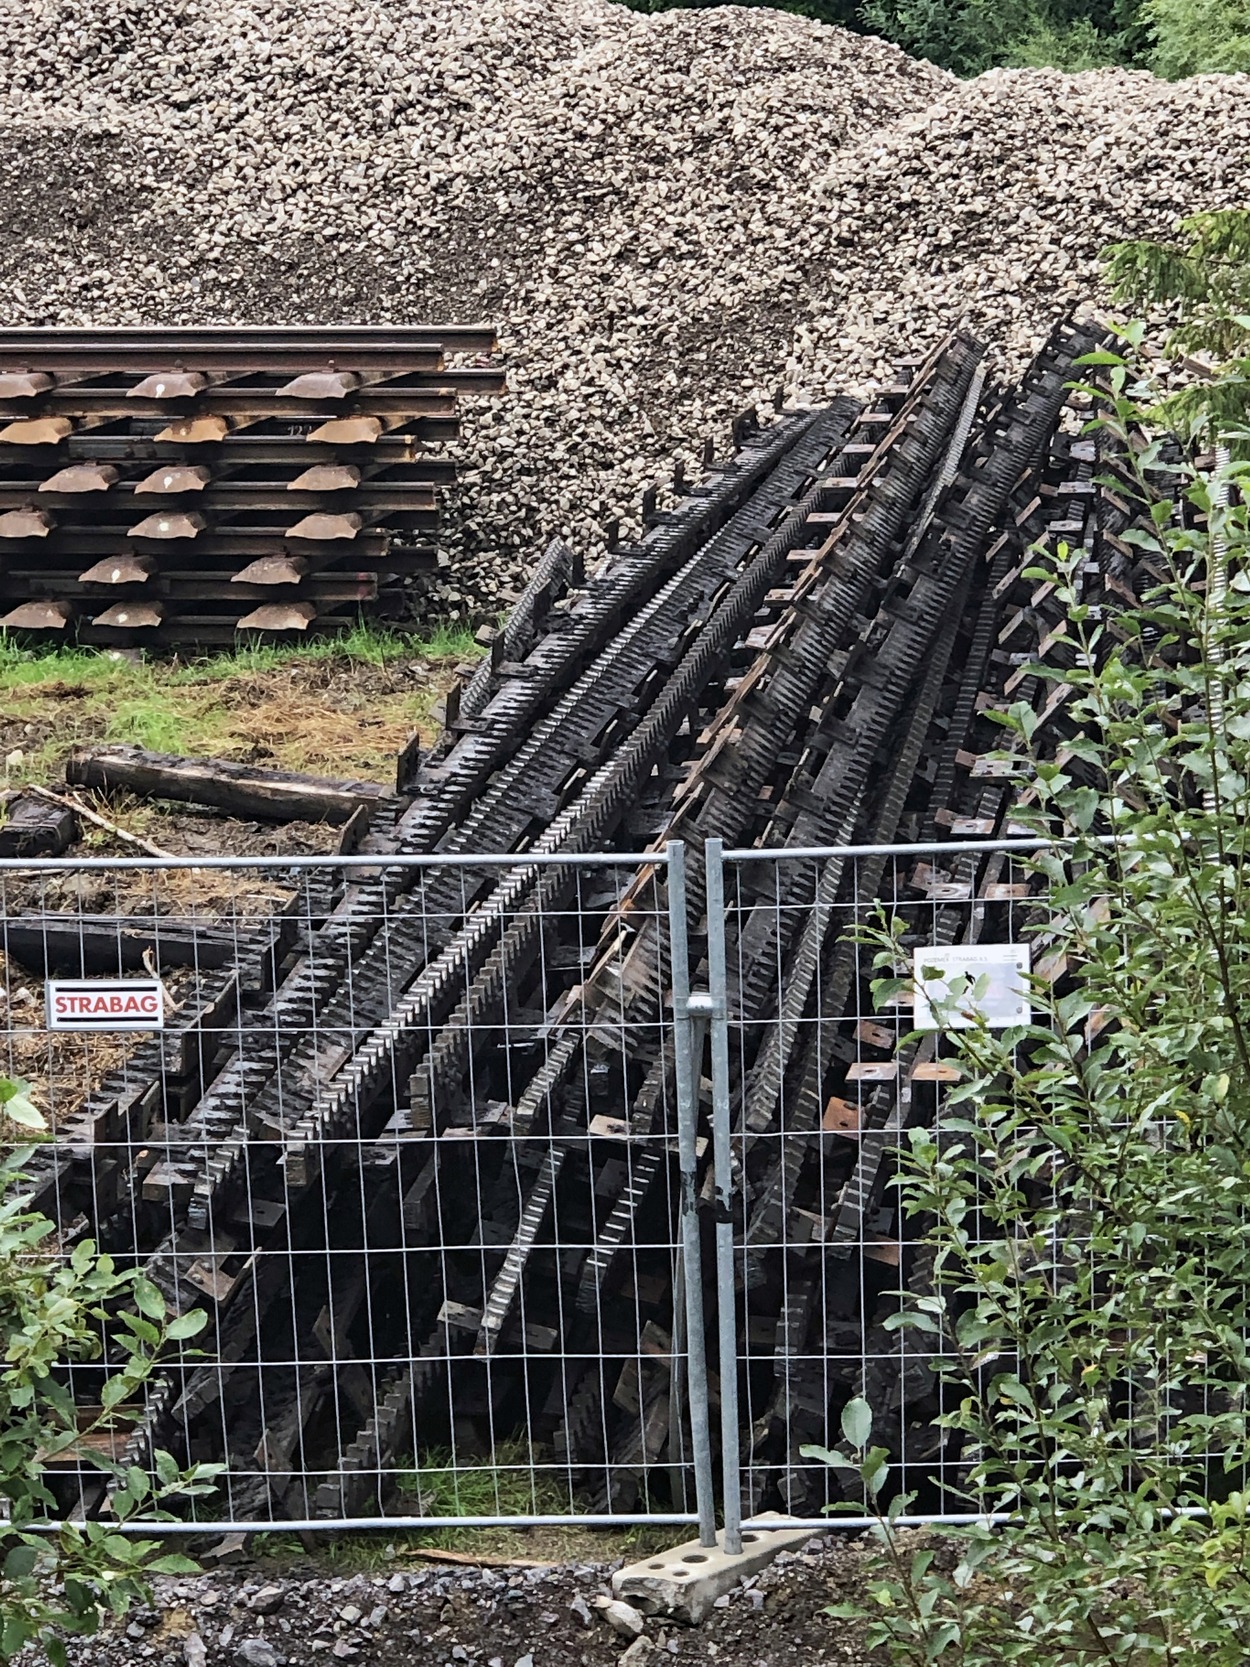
[
  {"x1": 1, "y1": 847, "x2": 713, "y2": 1531},
  {"x1": 708, "y1": 837, "x2": 1058, "y2": 1534},
  {"x1": 4, "y1": 834, "x2": 1135, "y2": 1538}
]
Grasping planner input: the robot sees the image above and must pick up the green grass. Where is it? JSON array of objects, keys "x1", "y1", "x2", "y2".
[
  {"x1": 0, "y1": 621, "x2": 481, "y2": 688},
  {"x1": 241, "y1": 1447, "x2": 677, "y2": 1572},
  {"x1": 179, "y1": 620, "x2": 481, "y2": 680},
  {"x1": 395, "y1": 1442, "x2": 570, "y2": 1523},
  {"x1": 0, "y1": 624, "x2": 484, "y2": 792}
]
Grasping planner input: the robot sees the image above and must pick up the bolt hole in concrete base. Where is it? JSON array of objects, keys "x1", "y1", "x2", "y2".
[{"x1": 612, "y1": 1512, "x2": 825, "y2": 1624}]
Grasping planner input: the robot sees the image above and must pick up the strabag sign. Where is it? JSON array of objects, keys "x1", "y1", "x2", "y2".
[{"x1": 46, "y1": 978, "x2": 164, "y2": 1032}]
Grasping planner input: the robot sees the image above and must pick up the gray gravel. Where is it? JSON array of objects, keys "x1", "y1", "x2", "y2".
[
  {"x1": 55, "y1": 1536, "x2": 882, "y2": 1666},
  {"x1": 0, "y1": 0, "x2": 1247, "y2": 613}
]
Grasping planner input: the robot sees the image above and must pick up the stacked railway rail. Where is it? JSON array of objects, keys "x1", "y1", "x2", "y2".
[
  {"x1": 13, "y1": 319, "x2": 1180, "y2": 1525},
  {"x1": 0, "y1": 326, "x2": 502, "y2": 646}
]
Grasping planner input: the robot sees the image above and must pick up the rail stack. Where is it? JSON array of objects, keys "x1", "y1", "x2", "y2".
[
  {"x1": 0, "y1": 326, "x2": 502, "y2": 647},
  {"x1": 10, "y1": 320, "x2": 1179, "y2": 1525}
]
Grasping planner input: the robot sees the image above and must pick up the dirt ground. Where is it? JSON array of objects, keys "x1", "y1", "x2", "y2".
[{"x1": 61, "y1": 1533, "x2": 885, "y2": 1667}]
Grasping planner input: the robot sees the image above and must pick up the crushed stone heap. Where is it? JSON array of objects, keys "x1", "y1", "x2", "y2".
[{"x1": 0, "y1": 0, "x2": 1247, "y2": 613}]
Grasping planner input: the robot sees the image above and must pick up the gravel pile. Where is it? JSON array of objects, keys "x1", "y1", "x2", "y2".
[{"x1": 0, "y1": 0, "x2": 1247, "y2": 612}]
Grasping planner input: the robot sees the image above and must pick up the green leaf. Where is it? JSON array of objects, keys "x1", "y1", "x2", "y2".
[
  {"x1": 165, "y1": 1310, "x2": 208, "y2": 1342},
  {"x1": 2, "y1": 1616, "x2": 33, "y2": 1658},
  {"x1": 100, "y1": 1374, "x2": 132, "y2": 1410},
  {"x1": 131, "y1": 1277, "x2": 165, "y2": 1321},
  {"x1": 799, "y1": 1443, "x2": 857, "y2": 1471},
  {"x1": 3, "y1": 1089, "x2": 46, "y2": 1130},
  {"x1": 841, "y1": 1396, "x2": 872, "y2": 1451},
  {"x1": 861, "y1": 1447, "x2": 890, "y2": 1497},
  {"x1": 148, "y1": 1554, "x2": 200, "y2": 1574},
  {"x1": 929, "y1": 1620, "x2": 961, "y2": 1656},
  {"x1": 3, "y1": 1543, "x2": 39, "y2": 1580},
  {"x1": 153, "y1": 1449, "x2": 180, "y2": 1486}
]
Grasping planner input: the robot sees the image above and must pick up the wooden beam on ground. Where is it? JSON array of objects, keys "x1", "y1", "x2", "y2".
[
  {"x1": 1, "y1": 912, "x2": 247, "y2": 976},
  {"x1": 66, "y1": 744, "x2": 394, "y2": 825}
]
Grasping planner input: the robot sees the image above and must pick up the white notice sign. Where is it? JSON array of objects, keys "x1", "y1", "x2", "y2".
[
  {"x1": 912, "y1": 944, "x2": 1031, "y2": 1032},
  {"x1": 47, "y1": 978, "x2": 164, "y2": 1032}
]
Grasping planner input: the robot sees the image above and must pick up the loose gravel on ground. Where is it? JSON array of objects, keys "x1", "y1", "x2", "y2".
[
  {"x1": 0, "y1": 0, "x2": 1248, "y2": 612},
  {"x1": 61, "y1": 1535, "x2": 883, "y2": 1667}
]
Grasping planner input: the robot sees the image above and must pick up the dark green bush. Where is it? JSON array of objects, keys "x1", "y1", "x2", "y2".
[{"x1": 613, "y1": 0, "x2": 1246, "y2": 79}]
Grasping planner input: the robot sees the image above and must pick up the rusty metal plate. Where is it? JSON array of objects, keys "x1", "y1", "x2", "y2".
[
  {"x1": 0, "y1": 371, "x2": 54, "y2": 399},
  {"x1": 286, "y1": 511, "x2": 362, "y2": 543},
  {"x1": 822, "y1": 1096, "x2": 860, "y2": 1134},
  {"x1": 0, "y1": 508, "x2": 53, "y2": 539},
  {"x1": 287, "y1": 463, "x2": 361, "y2": 492},
  {"x1": 154, "y1": 415, "x2": 230, "y2": 444},
  {"x1": 308, "y1": 415, "x2": 382, "y2": 446},
  {"x1": 92, "y1": 601, "x2": 165, "y2": 629},
  {"x1": 236, "y1": 601, "x2": 318, "y2": 632},
  {"x1": 0, "y1": 416, "x2": 73, "y2": 445},
  {"x1": 39, "y1": 462, "x2": 118, "y2": 494},
  {"x1": 77, "y1": 554, "x2": 157, "y2": 585},
  {"x1": 134, "y1": 464, "x2": 212, "y2": 495},
  {"x1": 911, "y1": 1061, "x2": 963, "y2": 1083},
  {"x1": 232, "y1": 555, "x2": 308, "y2": 587},
  {"x1": 846, "y1": 1060, "x2": 898, "y2": 1081},
  {"x1": 130, "y1": 510, "x2": 206, "y2": 541},
  {"x1": 129, "y1": 372, "x2": 209, "y2": 400},
  {"x1": 277, "y1": 371, "x2": 360, "y2": 400},
  {"x1": 0, "y1": 599, "x2": 73, "y2": 629}
]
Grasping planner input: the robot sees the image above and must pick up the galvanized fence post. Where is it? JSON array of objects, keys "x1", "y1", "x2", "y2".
[
  {"x1": 666, "y1": 840, "x2": 717, "y2": 1548},
  {"x1": 704, "y1": 836, "x2": 742, "y2": 1555}
]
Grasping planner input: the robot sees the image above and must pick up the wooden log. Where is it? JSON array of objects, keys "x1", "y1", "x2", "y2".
[
  {"x1": 66, "y1": 743, "x2": 392, "y2": 825},
  {"x1": 1, "y1": 912, "x2": 243, "y2": 975}
]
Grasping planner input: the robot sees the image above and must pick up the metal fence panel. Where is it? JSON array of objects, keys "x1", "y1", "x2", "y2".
[
  {"x1": 708, "y1": 836, "x2": 1056, "y2": 1531},
  {"x1": 1, "y1": 847, "x2": 712, "y2": 1531}
]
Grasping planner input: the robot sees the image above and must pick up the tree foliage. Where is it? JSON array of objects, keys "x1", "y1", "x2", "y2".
[
  {"x1": 615, "y1": 0, "x2": 1247, "y2": 78},
  {"x1": 1148, "y1": 0, "x2": 1250, "y2": 76},
  {"x1": 1, "y1": 1085, "x2": 219, "y2": 1664},
  {"x1": 805, "y1": 347, "x2": 1250, "y2": 1665},
  {"x1": 857, "y1": 0, "x2": 1146, "y2": 74},
  {"x1": 1102, "y1": 211, "x2": 1250, "y2": 438}
]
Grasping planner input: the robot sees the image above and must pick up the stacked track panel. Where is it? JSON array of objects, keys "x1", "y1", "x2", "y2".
[{"x1": 0, "y1": 327, "x2": 502, "y2": 646}]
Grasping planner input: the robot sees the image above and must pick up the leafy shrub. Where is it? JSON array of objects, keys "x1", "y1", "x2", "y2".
[
  {"x1": 805, "y1": 346, "x2": 1250, "y2": 1665},
  {"x1": 1, "y1": 1083, "x2": 219, "y2": 1664}
]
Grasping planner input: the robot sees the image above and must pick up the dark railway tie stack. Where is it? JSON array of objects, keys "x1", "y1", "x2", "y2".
[
  {"x1": 0, "y1": 326, "x2": 502, "y2": 646},
  {"x1": 19, "y1": 320, "x2": 1179, "y2": 1525}
]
